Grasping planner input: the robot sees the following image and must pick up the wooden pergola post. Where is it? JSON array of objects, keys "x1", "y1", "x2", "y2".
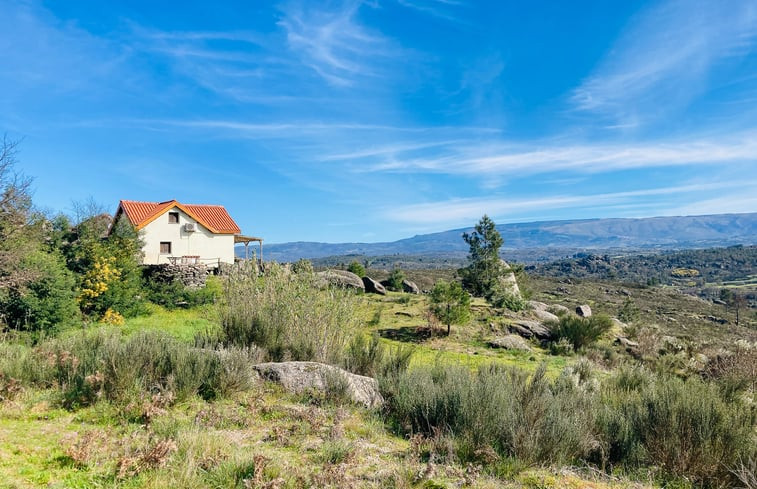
[{"x1": 235, "y1": 235, "x2": 264, "y2": 268}]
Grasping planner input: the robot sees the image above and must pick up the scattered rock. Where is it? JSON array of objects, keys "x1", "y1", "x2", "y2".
[
  {"x1": 555, "y1": 287, "x2": 570, "y2": 295},
  {"x1": 548, "y1": 304, "x2": 570, "y2": 315},
  {"x1": 660, "y1": 335, "x2": 685, "y2": 353},
  {"x1": 316, "y1": 270, "x2": 365, "y2": 291},
  {"x1": 509, "y1": 323, "x2": 534, "y2": 338},
  {"x1": 512, "y1": 320, "x2": 551, "y2": 340},
  {"x1": 611, "y1": 318, "x2": 628, "y2": 329},
  {"x1": 253, "y1": 362, "x2": 383, "y2": 408},
  {"x1": 614, "y1": 336, "x2": 639, "y2": 348},
  {"x1": 533, "y1": 309, "x2": 559, "y2": 323},
  {"x1": 527, "y1": 300, "x2": 549, "y2": 311},
  {"x1": 576, "y1": 305, "x2": 592, "y2": 317},
  {"x1": 488, "y1": 335, "x2": 531, "y2": 351},
  {"x1": 618, "y1": 289, "x2": 631, "y2": 296},
  {"x1": 402, "y1": 279, "x2": 420, "y2": 294},
  {"x1": 362, "y1": 276, "x2": 387, "y2": 295},
  {"x1": 705, "y1": 315, "x2": 728, "y2": 325},
  {"x1": 614, "y1": 336, "x2": 641, "y2": 358}
]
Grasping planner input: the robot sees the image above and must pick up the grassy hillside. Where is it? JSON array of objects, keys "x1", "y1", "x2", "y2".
[{"x1": 2, "y1": 266, "x2": 755, "y2": 488}]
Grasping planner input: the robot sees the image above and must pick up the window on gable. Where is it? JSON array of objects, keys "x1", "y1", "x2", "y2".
[
  {"x1": 160, "y1": 242, "x2": 172, "y2": 254},
  {"x1": 168, "y1": 212, "x2": 179, "y2": 224}
]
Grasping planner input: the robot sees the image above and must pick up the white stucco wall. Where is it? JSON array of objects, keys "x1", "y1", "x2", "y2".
[{"x1": 137, "y1": 209, "x2": 236, "y2": 266}]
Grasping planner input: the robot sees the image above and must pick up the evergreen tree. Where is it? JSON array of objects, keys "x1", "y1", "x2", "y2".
[
  {"x1": 459, "y1": 215, "x2": 505, "y2": 297},
  {"x1": 429, "y1": 280, "x2": 471, "y2": 335}
]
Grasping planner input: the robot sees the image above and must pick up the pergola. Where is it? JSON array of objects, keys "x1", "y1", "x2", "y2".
[{"x1": 234, "y1": 235, "x2": 264, "y2": 265}]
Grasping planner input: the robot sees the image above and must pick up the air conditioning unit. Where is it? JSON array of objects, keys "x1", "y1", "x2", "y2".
[{"x1": 184, "y1": 223, "x2": 196, "y2": 232}]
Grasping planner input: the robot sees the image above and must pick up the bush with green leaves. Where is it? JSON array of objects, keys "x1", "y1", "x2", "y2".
[
  {"x1": 144, "y1": 275, "x2": 221, "y2": 309},
  {"x1": 291, "y1": 258, "x2": 314, "y2": 274},
  {"x1": 387, "y1": 267, "x2": 405, "y2": 291},
  {"x1": 0, "y1": 249, "x2": 79, "y2": 332},
  {"x1": 548, "y1": 314, "x2": 613, "y2": 351},
  {"x1": 346, "y1": 260, "x2": 365, "y2": 278}
]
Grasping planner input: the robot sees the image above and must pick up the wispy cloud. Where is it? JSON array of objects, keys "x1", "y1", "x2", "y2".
[
  {"x1": 395, "y1": 0, "x2": 469, "y2": 24},
  {"x1": 571, "y1": 0, "x2": 757, "y2": 126},
  {"x1": 360, "y1": 131, "x2": 757, "y2": 176},
  {"x1": 278, "y1": 2, "x2": 399, "y2": 86},
  {"x1": 385, "y1": 181, "x2": 757, "y2": 225}
]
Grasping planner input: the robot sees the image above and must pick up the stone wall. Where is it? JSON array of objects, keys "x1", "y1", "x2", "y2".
[{"x1": 143, "y1": 264, "x2": 208, "y2": 287}]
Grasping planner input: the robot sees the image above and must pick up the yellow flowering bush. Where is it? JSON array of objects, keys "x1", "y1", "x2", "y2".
[
  {"x1": 99, "y1": 308, "x2": 125, "y2": 326},
  {"x1": 78, "y1": 256, "x2": 122, "y2": 317}
]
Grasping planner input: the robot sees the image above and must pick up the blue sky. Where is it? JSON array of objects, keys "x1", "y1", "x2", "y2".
[{"x1": 2, "y1": 0, "x2": 757, "y2": 243}]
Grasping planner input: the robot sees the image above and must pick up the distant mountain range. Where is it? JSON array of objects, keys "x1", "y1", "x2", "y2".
[{"x1": 241, "y1": 213, "x2": 757, "y2": 263}]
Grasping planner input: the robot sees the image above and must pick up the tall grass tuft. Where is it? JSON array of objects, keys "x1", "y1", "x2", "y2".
[
  {"x1": 216, "y1": 264, "x2": 357, "y2": 365},
  {"x1": 548, "y1": 314, "x2": 613, "y2": 351}
]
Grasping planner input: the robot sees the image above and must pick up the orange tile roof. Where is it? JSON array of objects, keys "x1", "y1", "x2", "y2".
[{"x1": 117, "y1": 200, "x2": 241, "y2": 234}]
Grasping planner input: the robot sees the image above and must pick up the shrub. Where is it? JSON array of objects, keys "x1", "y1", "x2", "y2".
[
  {"x1": 346, "y1": 260, "x2": 365, "y2": 278},
  {"x1": 488, "y1": 287, "x2": 527, "y2": 312},
  {"x1": 383, "y1": 363, "x2": 597, "y2": 465},
  {"x1": 597, "y1": 371, "x2": 756, "y2": 486},
  {"x1": 387, "y1": 267, "x2": 405, "y2": 291},
  {"x1": 144, "y1": 277, "x2": 220, "y2": 309},
  {"x1": 217, "y1": 263, "x2": 357, "y2": 364},
  {"x1": 548, "y1": 314, "x2": 613, "y2": 351},
  {"x1": 8, "y1": 329, "x2": 257, "y2": 409},
  {"x1": 0, "y1": 249, "x2": 79, "y2": 332}
]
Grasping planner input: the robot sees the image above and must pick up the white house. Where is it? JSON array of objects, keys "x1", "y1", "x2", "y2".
[{"x1": 111, "y1": 200, "x2": 261, "y2": 267}]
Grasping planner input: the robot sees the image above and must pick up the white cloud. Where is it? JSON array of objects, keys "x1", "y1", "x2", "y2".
[
  {"x1": 571, "y1": 0, "x2": 757, "y2": 125},
  {"x1": 362, "y1": 132, "x2": 757, "y2": 176},
  {"x1": 385, "y1": 181, "x2": 757, "y2": 225},
  {"x1": 279, "y1": 2, "x2": 398, "y2": 86}
]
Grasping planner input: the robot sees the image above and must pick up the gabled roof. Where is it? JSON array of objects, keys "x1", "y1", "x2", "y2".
[{"x1": 116, "y1": 200, "x2": 241, "y2": 234}]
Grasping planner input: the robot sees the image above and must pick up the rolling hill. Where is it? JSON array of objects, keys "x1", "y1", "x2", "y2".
[{"x1": 245, "y1": 213, "x2": 757, "y2": 263}]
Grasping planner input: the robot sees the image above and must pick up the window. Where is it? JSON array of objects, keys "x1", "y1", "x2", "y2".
[
  {"x1": 168, "y1": 212, "x2": 179, "y2": 224},
  {"x1": 160, "y1": 242, "x2": 172, "y2": 254}
]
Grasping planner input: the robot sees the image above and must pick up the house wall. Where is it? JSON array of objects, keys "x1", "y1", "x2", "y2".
[{"x1": 137, "y1": 209, "x2": 235, "y2": 266}]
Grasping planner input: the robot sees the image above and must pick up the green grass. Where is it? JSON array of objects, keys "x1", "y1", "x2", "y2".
[{"x1": 121, "y1": 304, "x2": 219, "y2": 342}]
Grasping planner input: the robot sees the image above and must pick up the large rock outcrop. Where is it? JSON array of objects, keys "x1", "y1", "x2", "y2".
[
  {"x1": 510, "y1": 320, "x2": 551, "y2": 340},
  {"x1": 253, "y1": 362, "x2": 383, "y2": 408},
  {"x1": 576, "y1": 305, "x2": 592, "y2": 317},
  {"x1": 488, "y1": 335, "x2": 532, "y2": 351},
  {"x1": 362, "y1": 276, "x2": 387, "y2": 295},
  {"x1": 497, "y1": 260, "x2": 522, "y2": 298},
  {"x1": 402, "y1": 279, "x2": 420, "y2": 294},
  {"x1": 316, "y1": 270, "x2": 365, "y2": 291}
]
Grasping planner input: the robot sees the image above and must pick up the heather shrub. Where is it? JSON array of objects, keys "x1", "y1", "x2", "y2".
[
  {"x1": 548, "y1": 314, "x2": 613, "y2": 351},
  {"x1": 597, "y1": 368, "x2": 756, "y2": 487},
  {"x1": 5, "y1": 329, "x2": 257, "y2": 409},
  {"x1": 216, "y1": 263, "x2": 357, "y2": 364},
  {"x1": 383, "y1": 363, "x2": 597, "y2": 465}
]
